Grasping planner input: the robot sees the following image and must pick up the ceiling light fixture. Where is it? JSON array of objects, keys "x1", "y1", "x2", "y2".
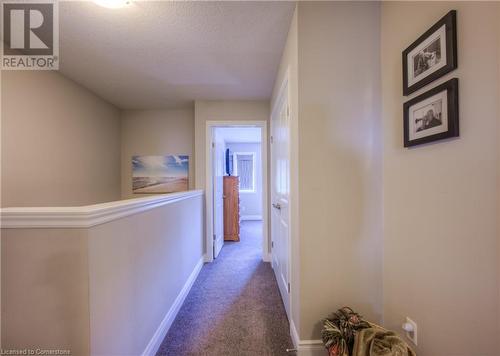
[{"x1": 94, "y1": 0, "x2": 131, "y2": 9}]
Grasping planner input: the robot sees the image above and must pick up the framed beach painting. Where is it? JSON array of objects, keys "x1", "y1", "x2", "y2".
[
  {"x1": 403, "y1": 78, "x2": 459, "y2": 147},
  {"x1": 403, "y1": 10, "x2": 457, "y2": 96},
  {"x1": 132, "y1": 155, "x2": 189, "y2": 194}
]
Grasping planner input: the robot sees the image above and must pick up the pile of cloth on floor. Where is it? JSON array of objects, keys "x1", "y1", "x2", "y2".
[{"x1": 321, "y1": 307, "x2": 416, "y2": 356}]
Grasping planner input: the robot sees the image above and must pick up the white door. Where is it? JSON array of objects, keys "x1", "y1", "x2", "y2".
[
  {"x1": 213, "y1": 129, "x2": 225, "y2": 258},
  {"x1": 270, "y1": 84, "x2": 290, "y2": 318}
]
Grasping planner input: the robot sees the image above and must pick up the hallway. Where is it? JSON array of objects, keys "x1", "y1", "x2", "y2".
[{"x1": 157, "y1": 221, "x2": 294, "y2": 356}]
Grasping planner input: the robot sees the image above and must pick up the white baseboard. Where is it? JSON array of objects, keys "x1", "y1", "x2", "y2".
[
  {"x1": 290, "y1": 319, "x2": 325, "y2": 356},
  {"x1": 296, "y1": 342, "x2": 325, "y2": 356},
  {"x1": 240, "y1": 215, "x2": 262, "y2": 221},
  {"x1": 142, "y1": 257, "x2": 204, "y2": 356},
  {"x1": 262, "y1": 252, "x2": 271, "y2": 263},
  {"x1": 290, "y1": 319, "x2": 300, "y2": 348}
]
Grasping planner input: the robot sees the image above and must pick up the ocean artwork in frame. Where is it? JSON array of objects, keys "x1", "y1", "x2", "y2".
[{"x1": 132, "y1": 155, "x2": 189, "y2": 194}]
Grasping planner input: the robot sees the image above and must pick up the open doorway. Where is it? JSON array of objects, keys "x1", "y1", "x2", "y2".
[{"x1": 205, "y1": 122, "x2": 268, "y2": 263}]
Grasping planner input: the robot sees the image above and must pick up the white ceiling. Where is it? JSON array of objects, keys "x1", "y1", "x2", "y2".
[
  {"x1": 58, "y1": 1, "x2": 295, "y2": 109},
  {"x1": 217, "y1": 127, "x2": 261, "y2": 143}
]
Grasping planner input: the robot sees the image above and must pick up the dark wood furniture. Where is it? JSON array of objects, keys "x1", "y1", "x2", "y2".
[{"x1": 223, "y1": 176, "x2": 240, "y2": 241}]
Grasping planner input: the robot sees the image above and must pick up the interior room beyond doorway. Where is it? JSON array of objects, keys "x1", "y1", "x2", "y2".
[{"x1": 208, "y1": 124, "x2": 268, "y2": 262}]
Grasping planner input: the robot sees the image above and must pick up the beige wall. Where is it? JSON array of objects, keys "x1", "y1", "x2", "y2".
[
  {"x1": 1, "y1": 71, "x2": 121, "y2": 207},
  {"x1": 296, "y1": 1, "x2": 383, "y2": 339},
  {"x1": 120, "y1": 109, "x2": 195, "y2": 199},
  {"x1": 381, "y1": 2, "x2": 500, "y2": 354},
  {"x1": 275, "y1": 5, "x2": 500, "y2": 353},
  {"x1": 1, "y1": 228, "x2": 90, "y2": 355},
  {"x1": 1, "y1": 193, "x2": 203, "y2": 355},
  {"x1": 270, "y1": 5, "x2": 301, "y2": 334},
  {"x1": 88, "y1": 195, "x2": 203, "y2": 355}
]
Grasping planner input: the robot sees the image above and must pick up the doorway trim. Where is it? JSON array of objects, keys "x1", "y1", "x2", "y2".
[{"x1": 205, "y1": 120, "x2": 269, "y2": 263}]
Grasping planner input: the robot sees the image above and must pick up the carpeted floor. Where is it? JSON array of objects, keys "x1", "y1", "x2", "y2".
[{"x1": 156, "y1": 221, "x2": 294, "y2": 356}]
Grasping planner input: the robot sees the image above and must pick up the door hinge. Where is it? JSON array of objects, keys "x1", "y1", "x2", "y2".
[
  {"x1": 213, "y1": 234, "x2": 216, "y2": 241},
  {"x1": 271, "y1": 241, "x2": 274, "y2": 248},
  {"x1": 270, "y1": 135, "x2": 274, "y2": 144},
  {"x1": 287, "y1": 106, "x2": 290, "y2": 117},
  {"x1": 287, "y1": 282, "x2": 290, "y2": 293},
  {"x1": 212, "y1": 142, "x2": 215, "y2": 148}
]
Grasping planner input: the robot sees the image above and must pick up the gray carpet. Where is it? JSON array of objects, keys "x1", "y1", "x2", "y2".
[{"x1": 156, "y1": 221, "x2": 294, "y2": 356}]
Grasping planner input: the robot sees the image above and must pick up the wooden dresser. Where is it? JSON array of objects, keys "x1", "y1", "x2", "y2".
[{"x1": 223, "y1": 176, "x2": 240, "y2": 241}]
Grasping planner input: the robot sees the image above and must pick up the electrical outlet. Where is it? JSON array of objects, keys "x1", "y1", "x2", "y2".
[{"x1": 402, "y1": 317, "x2": 417, "y2": 346}]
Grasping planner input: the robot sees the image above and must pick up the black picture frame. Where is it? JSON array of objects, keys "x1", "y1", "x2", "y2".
[
  {"x1": 403, "y1": 78, "x2": 459, "y2": 148},
  {"x1": 402, "y1": 10, "x2": 457, "y2": 96}
]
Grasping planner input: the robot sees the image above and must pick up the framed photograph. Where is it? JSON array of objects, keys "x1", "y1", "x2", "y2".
[
  {"x1": 132, "y1": 155, "x2": 189, "y2": 193},
  {"x1": 404, "y1": 78, "x2": 459, "y2": 147},
  {"x1": 403, "y1": 10, "x2": 457, "y2": 96}
]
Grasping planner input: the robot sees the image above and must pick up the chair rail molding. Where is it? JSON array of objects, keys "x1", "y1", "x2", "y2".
[{"x1": 0, "y1": 190, "x2": 203, "y2": 228}]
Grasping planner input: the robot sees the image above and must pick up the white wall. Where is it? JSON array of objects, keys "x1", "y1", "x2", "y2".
[
  {"x1": 296, "y1": 1, "x2": 383, "y2": 340},
  {"x1": 1, "y1": 71, "x2": 121, "y2": 207},
  {"x1": 120, "y1": 109, "x2": 195, "y2": 199},
  {"x1": 381, "y1": 3, "x2": 500, "y2": 354},
  {"x1": 226, "y1": 142, "x2": 262, "y2": 219}
]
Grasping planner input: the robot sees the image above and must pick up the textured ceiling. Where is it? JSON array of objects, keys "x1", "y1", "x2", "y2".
[{"x1": 58, "y1": 1, "x2": 295, "y2": 109}]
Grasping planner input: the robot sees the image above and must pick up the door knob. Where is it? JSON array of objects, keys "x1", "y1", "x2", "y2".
[{"x1": 272, "y1": 203, "x2": 281, "y2": 210}]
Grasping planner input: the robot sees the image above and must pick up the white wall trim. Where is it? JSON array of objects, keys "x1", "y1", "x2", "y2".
[
  {"x1": 290, "y1": 319, "x2": 300, "y2": 348},
  {"x1": 141, "y1": 257, "x2": 204, "y2": 356},
  {"x1": 0, "y1": 190, "x2": 204, "y2": 229},
  {"x1": 240, "y1": 215, "x2": 262, "y2": 221},
  {"x1": 290, "y1": 320, "x2": 324, "y2": 356},
  {"x1": 296, "y1": 343, "x2": 325, "y2": 356}
]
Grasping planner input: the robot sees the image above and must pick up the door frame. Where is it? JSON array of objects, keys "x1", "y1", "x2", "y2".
[
  {"x1": 211, "y1": 129, "x2": 225, "y2": 259},
  {"x1": 205, "y1": 120, "x2": 269, "y2": 263}
]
